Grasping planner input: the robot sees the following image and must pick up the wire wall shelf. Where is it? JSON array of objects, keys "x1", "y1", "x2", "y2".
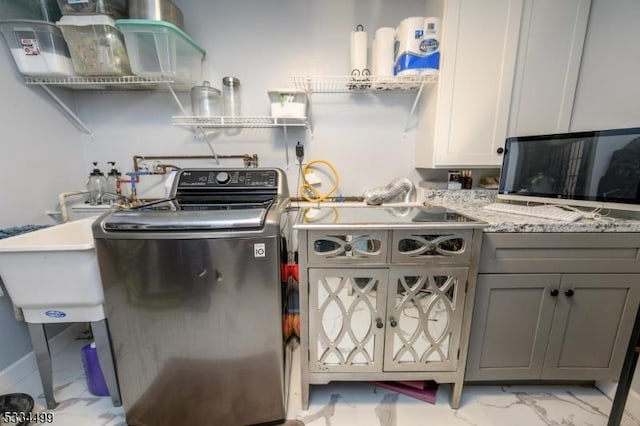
[
  {"x1": 172, "y1": 116, "x2": 308, "y2": 128},
  {"x1": 23, "y1": 75, "x2": 189, "y2": 91},
  {"x1": 291, "y1": 75, "x2": 437, "y2": 93}
]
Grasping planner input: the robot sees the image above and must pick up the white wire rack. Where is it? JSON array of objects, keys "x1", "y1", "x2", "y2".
[
  {"x1": 172, "y1": 116, "x2": 308, "y2": 128},
  {"x1": 23, "y1": 75, "x2": 189, "y2": 91},
  {"x1": 291, "y1": 75, "x2": 437, "y2": 93}
]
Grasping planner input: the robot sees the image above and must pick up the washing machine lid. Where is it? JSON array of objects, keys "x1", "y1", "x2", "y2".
[{"x1": 102, "y1": 207, "x2": 268, "y2": 231}]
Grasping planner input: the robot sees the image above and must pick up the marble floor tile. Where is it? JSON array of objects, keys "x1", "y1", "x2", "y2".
[{"x1": 2, "y1": 334, "x2": 638, "y2": 426}]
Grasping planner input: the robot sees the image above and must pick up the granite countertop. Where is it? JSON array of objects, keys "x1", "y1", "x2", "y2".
[{"x1": 424, "y1": 189, "x2": 640, "y2": 233}]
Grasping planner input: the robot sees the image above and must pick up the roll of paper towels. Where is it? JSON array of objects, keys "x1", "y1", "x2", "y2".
[
  {"x1": 394, "y1": 16, "x2": 440, "y2": 76},
  {"x1": 350, "y1": 25, "x2": 368, "y2": 75},
  {"x1": 372, "y1": 27, "x2": 395, "y2": 77}
]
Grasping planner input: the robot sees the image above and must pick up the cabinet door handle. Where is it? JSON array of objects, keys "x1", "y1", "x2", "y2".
[
  {"x1": 389, "y1": 318, "x2": 398, "y2": 328},
  {"x1": 376, "y1": 319, "x2": 383, "y2": 329},
  {"x1": 497, "y1": 147, "x2": 505, "y2": 154},
  {"x1": 550, "y1": 289, "x2": 559, "y2": 297},
  {"x1": 565, "y1": 289, "x2": 575, "y2": 297}
]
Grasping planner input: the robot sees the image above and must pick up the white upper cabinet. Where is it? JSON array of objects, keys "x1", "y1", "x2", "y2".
[
  {"x1": 508, "y1": 0, "x2": 591, "y2": 137},
  {"x1": 416, "y1": 0, "x2": 591, "y2": 168}
]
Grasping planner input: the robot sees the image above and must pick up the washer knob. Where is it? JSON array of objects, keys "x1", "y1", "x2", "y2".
[{"x1": 215, "y1": 171, "x2": 230, "y2": 184}]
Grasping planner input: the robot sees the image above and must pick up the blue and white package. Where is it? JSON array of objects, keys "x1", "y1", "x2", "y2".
[{"x1": 394, "y1": 16, "x2": 440, "y2": 76}]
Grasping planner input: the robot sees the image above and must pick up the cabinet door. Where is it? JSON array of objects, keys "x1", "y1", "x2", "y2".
[
  {"x1": 543, "y1": 274, "x2": 640, "y2": 380},
  {"x1": 308, "y1": 268, "x2": 388, "y2": 373},
  {"x1": 508, "y1": 0, "x2": 591, "y2": 136},
  {"x1": 384, "y1": 266, "x2": 468, "y2": 372},
  {"x1": 466, "y1": 274, "x2": 560, "y2": 381},
  {"x1": 415, "y1": 0, "x2": 524, "y2": 167}
]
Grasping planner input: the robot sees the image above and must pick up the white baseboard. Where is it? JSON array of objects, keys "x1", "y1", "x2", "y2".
[
  {"x1": 596, "y1": 380, "x2": 640, "y2": 422},
  {"x1": 0, "y1": 323, "x2": 84, "y2": 393}
]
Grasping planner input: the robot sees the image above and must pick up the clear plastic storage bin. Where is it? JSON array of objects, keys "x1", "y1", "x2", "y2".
[
  {"x1": 0, "y1": 0, "x2": 62, "y2": 22},
  {"x1": 0, "y1": 20, "x2": 74, "y2": 76},
  {"x1": 116, "y1": 19, "x2": 205, "y2": 86},
  {"x1": 57, "y1": 14, "x2": 131, "y2": 76},
  {"x1": 56, "y1": 0, "x2": 126, "y2": 19}
]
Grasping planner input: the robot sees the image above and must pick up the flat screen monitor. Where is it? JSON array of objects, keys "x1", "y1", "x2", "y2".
[{"x1": 498, "y1": 127, "x2": 640, "y2": 212}]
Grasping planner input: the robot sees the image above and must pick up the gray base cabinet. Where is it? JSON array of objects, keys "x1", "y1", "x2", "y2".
[{"x1": 466, "y1": 233, "x2": 640, "y2": 382}]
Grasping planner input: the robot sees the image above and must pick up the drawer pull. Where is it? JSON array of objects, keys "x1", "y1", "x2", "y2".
[
  {"x1": 389, "y1": 318, "x2": 398, "y2": 328},
  {"x1": 376, "y1": 319, "x2": 384, "y2": 329},
  {"x1": 565, "y1": 289, "x2": 575, "y2": 298},
  {"x1": 550, "y1": 289, "x2": 559, "y2": 297},
  {"x1": 344, "y1": 244, "x2": 352, "y2": 252}
]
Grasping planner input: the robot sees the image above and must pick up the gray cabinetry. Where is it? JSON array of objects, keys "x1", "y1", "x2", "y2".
[
  {"x1": 544, "y1": 274, "x2": 640, "y2": 380},
  {"x1": 466, "y1": 233, "x2": 640, "y2": 382},
  {"x1": 467, "y1": 274, "x2": 558, "y2": 380},
  {"x1": 298, "y1": 226, "x2": 484, "y2": 409}
]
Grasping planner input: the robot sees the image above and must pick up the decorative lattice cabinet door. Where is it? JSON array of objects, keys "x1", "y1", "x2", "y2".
[
  {"x1": 383, "y1": 266, "x2": 469, "y2": 372},
  {"x1": 308, "y1": 268, "x2": 388, "y2": 372}
]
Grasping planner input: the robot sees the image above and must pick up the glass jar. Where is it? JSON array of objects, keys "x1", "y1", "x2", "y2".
[
  {"x1": 191, "y1": 81, "x2": 221, "y2": 117},
  {"x1": 222, "y1": 76, "x2": 241, "y2": 117}
]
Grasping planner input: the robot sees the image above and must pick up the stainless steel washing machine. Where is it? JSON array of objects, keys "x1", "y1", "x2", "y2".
[{"x1": 92, "y1": 168, "x2": 288, "y2": 426}]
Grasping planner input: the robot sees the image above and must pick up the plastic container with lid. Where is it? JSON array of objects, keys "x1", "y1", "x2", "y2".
[
  {"x1": 191, "y1": 81, "x2": 221, "y2": 117},
  {"x1": 268, "y1": 89, "x2": 308, "y2": 118},
  {"x1": 0, "y1": 0, "x2": 62, "y2": 22},
  {"x1": 0, "y1": 20, "x2": 75, "y2": 76},
  {"x1": 56, "y1": 0, "x2": 127, "y2": 19},
  {"x1": 56, "y1": 14, "x2": 131, "y2": 76},
  {"x1": 116, "y1": 19, "x2": 205, "y2": 86}
]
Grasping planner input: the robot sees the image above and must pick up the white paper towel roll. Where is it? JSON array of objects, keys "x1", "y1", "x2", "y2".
[
  {"x1": 421, "y1": 16, "x2": 441, "y2": 76},
  {"x1": 372, "y1": 27, "x2": 395, "y2": 77},
  {"x1": 350, "y1": 26, "x2": 368, "y2": 75}
]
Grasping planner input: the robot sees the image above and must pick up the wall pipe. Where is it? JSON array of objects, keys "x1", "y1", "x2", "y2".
[{"x1": 132, "y1": 154, "x2": 259, "y2": 172}]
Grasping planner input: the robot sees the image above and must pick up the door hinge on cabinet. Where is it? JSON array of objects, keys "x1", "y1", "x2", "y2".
[
  {"x1": 465, "y1": 280, "x2": 469, "y2": 293},
  {"x1": 457, "y1": 348, "x2": 460, "y2": 360}
]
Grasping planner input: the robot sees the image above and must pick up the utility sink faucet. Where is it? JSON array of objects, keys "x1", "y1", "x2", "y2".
[{"x1": 96, "y1": 192, "x2": 131, "y2": 207}]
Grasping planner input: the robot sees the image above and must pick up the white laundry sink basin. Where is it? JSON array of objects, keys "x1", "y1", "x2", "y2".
[{"x1": 0, "y1": 217, "x2": 105, "y2": 323}]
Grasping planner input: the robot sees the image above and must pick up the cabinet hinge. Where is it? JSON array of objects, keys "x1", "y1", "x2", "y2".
[
  {"x1": 457, "y1": 348, "x2": 460, "y2": 360},
  {"x1": 465, "y1": 280, "x2": 469, "y2": 293}
]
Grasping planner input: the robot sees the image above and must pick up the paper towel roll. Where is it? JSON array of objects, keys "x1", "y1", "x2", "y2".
[
  {"x1": 372, "y1": 27, "x2": 395, "y2": 77},
  {"x1": 421, "y1": 16, "x2": 440, "y2": 76},
  {"x1": 350, "y1": 25, "x2": 368, "y2": 75}
]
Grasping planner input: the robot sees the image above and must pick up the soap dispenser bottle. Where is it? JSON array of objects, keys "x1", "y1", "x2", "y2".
[
  {"x1": 86, "y1": 162, "x2": 107, "y2": 205},
  {"x1": 106, "y1": 161, "x2": 121, "y2": 195}
]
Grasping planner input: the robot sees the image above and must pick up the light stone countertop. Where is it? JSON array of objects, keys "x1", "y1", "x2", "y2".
[{"x1": 424, "y1": 189, "x2": 640, "y2": 233}]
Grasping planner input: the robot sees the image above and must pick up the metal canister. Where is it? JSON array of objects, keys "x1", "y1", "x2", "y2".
[{"x1": 191, "y1": 81, "x2": 221, "y2": 117}]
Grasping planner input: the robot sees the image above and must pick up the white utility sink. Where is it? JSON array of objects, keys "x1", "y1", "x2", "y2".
[{"x1": 0, "y1": 217, "x2": 105, "y2": 323}]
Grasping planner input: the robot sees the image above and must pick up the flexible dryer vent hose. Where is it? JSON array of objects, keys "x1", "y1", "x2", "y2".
[{"x1": 363, "y1": 177, "x2": 416, "y2": 205}]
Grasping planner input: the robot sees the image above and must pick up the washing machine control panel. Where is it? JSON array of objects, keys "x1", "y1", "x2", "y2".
[{"x1": 176, "y1": 169, "x2": 278, "y2": 189}]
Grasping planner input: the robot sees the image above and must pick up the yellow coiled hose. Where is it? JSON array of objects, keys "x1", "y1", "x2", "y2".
[{"x1": 299, "y1": 160, "x2": 340, "y2": 202}]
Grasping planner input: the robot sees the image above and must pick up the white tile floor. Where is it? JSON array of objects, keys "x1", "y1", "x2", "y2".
[{"x1": 1, "y1": 331, "x2": 639, "y2": 426}]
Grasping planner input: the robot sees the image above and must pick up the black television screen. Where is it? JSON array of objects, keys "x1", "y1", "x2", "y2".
[{"x1": 498, "y1": 127, "x2": 640, "y2": 210}]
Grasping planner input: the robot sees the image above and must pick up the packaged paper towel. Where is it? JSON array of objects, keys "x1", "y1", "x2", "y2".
[{"x1": 394, "y1": 16, "x2": 440, "y2": 76}]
